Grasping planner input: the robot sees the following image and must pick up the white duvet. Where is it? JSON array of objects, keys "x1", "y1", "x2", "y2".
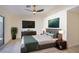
[
  {"x1": 33, "y1": 34, "x2": 58, "y2": 45},
  {"x1": 21, "y1": 34, "x2": 58, "y2": 46}
]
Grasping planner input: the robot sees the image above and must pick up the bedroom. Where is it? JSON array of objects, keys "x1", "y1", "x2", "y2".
[{"x1": 0, "y1": 5, "x2": 79, "y2": 53}]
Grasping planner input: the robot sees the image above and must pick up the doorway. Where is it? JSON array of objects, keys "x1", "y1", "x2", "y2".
[{"x1": 0, "y1": 16, "x2": 4, "y2": 46}]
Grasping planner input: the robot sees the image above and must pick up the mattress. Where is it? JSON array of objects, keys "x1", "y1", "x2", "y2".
[{"x1": 33, "y1": 34, "x2": 58, "y2": 45}]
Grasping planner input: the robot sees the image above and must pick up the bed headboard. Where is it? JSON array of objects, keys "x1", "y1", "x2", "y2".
[
  {"x1": 46, "y1": 28, "x2": 61, "y2": 38},
  {"x1": 46, "y1": 28, "x2": 61, "y2": 33}
]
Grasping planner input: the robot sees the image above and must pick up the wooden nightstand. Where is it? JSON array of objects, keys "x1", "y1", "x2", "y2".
[
  {"x1": 55, "y1": 41, "x2": 67, "y2": 50},
  {"x1": 55, "y1": 34, "x2": 67, "y2": 50}
]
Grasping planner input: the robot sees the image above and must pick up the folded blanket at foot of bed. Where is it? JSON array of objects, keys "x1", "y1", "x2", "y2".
[{"x1": 21, "y1": 36, "x2": 38, "y2": 53}]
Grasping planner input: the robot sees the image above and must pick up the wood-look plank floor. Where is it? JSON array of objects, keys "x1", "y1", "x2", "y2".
[{"x1": 0, "y1": 39, "x2": 79, "y2": 53}]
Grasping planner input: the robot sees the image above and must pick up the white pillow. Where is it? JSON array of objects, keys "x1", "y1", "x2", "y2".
[{"x1": 45, "y1": 32, "x2": 54, "y2": 36}]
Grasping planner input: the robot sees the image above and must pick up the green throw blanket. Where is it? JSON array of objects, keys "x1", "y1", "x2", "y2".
[{"x1": 24, "y1": 36, "x2": 38, "y2": 52}]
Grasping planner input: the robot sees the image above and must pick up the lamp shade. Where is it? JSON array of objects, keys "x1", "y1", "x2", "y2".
[
  {"x1": 59, "y1": 30, "x2": 63, "y2": 34},
  {"x1": 33, "y1": 11, "x2": 36, "y2": 14}
]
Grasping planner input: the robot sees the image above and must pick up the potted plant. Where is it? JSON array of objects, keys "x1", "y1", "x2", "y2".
[{"x1": 11, "y1": 27, "x2": 18, "y2": 40}]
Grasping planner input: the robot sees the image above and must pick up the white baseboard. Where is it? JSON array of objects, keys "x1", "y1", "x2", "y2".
[
  {"x1": 68, "y1": 43, "x2": 79, "y2": 48},
  {"x1": 0, "y1": 38, "x2": 21, "y2": 50}
]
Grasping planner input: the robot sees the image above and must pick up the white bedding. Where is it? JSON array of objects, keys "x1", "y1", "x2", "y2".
[
  {"x1": 33, "y1": 34, "x2": 58, "y2": 45},
  {"x1": 21, "y1": 34, "x2": 58, "y2": 46}
]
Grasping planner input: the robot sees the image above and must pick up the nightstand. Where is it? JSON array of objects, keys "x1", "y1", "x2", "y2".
[
  {"x1": 55, "y1": 33, "x2": 67, "y2": 50},
  {"x1": 55, "y1": 40, "x2": 67, "y2": 50}
]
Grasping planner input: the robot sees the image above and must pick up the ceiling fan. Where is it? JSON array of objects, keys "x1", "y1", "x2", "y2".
[{"x1": 25, "y1": 5, "x2": 44, "y2": 15}]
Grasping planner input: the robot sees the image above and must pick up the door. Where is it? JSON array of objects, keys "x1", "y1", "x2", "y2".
[{"x1": 0, "y1": 16, "x2": 4, "y2": 46}]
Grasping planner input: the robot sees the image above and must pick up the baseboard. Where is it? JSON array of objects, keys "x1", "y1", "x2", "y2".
[
  {"x1": 0, "y1": 39, "x2": 11, "y2": 50},
  {"x1": 0, "y1": 38, "x2": 21, "y2": 50},
  {"x1": 68, "y1": 43, "x2": 79, "y2": 48}
]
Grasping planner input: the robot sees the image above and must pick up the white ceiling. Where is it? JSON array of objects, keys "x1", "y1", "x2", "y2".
[{"x1": 0, "y1": 5, "x2": 73, "y2": 18}]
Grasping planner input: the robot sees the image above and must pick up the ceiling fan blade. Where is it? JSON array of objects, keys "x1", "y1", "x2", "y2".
[
  {"x1": 37, "y1": 9, "x2": 44, "y2": 12},
  {"x1": 26, "y1": 5, "x2": 31, "y2": 8},
  {"x1": 24, "y1": 9, "x2": 32, "y2": 12}
]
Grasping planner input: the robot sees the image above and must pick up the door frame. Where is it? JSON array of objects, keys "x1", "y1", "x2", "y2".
[{"x1": 0, "y1": 15, "x2": 5, "y2": 45}]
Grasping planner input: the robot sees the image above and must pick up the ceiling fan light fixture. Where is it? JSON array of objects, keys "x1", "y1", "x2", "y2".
[
  {"x1": 25, "y1": 5, "x2": 44, "y2": 15},
  {"x1": 33, "y1": 11, "x2": 37, "y2": 14}
]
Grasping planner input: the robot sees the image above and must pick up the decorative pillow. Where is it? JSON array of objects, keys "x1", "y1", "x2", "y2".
[
  {"x1": 44, "y1": 32, "x2": 54, "y2": 37},
  {"x1": 44, "y1": 32, "x2": 59, "y2": 38}
]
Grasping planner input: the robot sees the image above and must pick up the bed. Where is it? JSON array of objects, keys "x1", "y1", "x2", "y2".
[
  {"x1": 21, "y1": 34, "x2": 58, "y2": 53},
  {"x1": 21, "y1": 29, "x2": 60, "y2": 53}
]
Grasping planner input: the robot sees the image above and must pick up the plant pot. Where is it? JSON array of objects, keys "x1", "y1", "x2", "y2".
[{"x1": 12, "y1": 35, "x2": 16, "y2": 40}]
